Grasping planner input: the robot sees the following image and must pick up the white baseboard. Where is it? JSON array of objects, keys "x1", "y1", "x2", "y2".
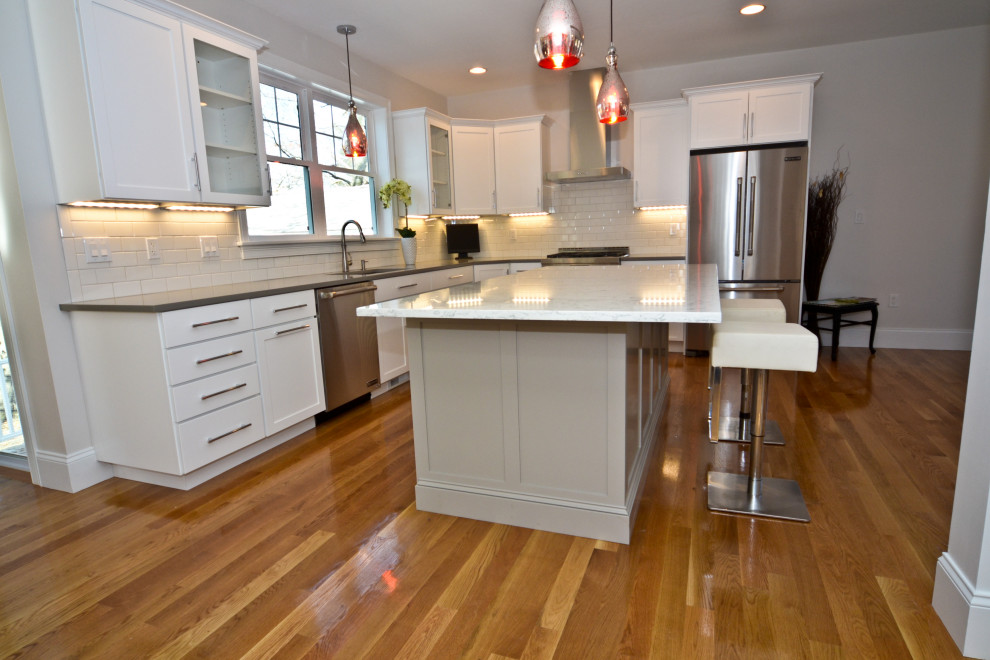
[
  {"x1": 34, "y1": 447, "x2": 114, "y2": 493},
  {"x1": 933, "y1": 552, "x2": 990, "y2": 658},
  {"x1": 816, "y1": 325, "x2": 973, "y2": 351}
]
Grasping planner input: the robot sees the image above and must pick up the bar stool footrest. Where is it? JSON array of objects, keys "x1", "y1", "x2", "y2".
[
  {"x1": 707, "y1": 472, "x2": 810, "y2": 522},
  {"x1": 716, "y1": 418, "x2": 785, "y2": 446}
]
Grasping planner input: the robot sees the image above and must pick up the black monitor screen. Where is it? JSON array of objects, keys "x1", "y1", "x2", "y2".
[{"x1": 445, "y1": 223, "x2": 480, "y2": 260}]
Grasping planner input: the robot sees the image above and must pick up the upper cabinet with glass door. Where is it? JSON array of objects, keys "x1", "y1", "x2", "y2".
[
  {"x1": 392, "y1": 108, "x2": 454, "y2": 216},
  {"x1": 183, "y1": 25, "x2": 270, "y2": 206},
  {"x1": 27, "y1": 0, "x2": 269, "y2": 206}
]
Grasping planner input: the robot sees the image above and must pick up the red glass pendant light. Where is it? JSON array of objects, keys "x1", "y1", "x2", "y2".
[
  {"x1": 337, "y1": 24, "x2": 367, "y2": 158},
  {"x1": 534, "y1": 0, "x2": 585, "y2": 70},
  {"x1": 595, "y1": 0, "x2": 630, "y2": 123}
]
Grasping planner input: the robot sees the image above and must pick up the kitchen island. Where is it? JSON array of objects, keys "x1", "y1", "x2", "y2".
[{"x1": 358, "y1": 264, "x2": 720, "y2": 543}]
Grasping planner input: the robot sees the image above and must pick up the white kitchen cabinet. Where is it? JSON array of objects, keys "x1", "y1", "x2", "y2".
[
  {"x1": 254, "y1": 318, "x2": 324, "y2": 435},
  {"x1": 494, "y1": 117, "x2": 550, "y2": 214},
  {"x1": 451, "y1": 121, "x2": 496, "y2": 215},
  {"x1": 374, "y1": 273, "x2": 431, "y2": 383},
  {"x1": 67, "y1": 290, "x2": 322, "y2": 488},
  {"x1": 183, "y1": 24, "x2": 269, "y2": 205},
  {"x1": 28, "y1": 0, "x2": 269, "y2": 206},
  {"x1": 475, "y1": 263, "x2": 510, "y2": 280},
  {"x1": 373, "y1": 268, "x2": 475, "y2": 384},
  {"x1": 631, "y1": 100, "x2": 689, "y2": 208},
  {"x1": 392, "y1": 108, "x2": 454, "y2": 215},
  {"x1": 429, "y1": 266, "x2": 474, "y2": 290},
  {"x1": 510, "y1": 262, "x2": 542, "y2": 274},
  {"x1": 683, "y1": 74, "x2": 820, "y2": 150}
]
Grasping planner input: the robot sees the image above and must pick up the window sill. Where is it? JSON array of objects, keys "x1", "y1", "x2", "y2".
[{"x1": 237, "y1": 236, "x2": 398, "y2": 259}]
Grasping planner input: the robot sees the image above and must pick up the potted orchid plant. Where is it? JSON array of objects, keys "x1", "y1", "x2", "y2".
[{"x1": 378, "y1": 178, "x2": 417, "y2": 265}]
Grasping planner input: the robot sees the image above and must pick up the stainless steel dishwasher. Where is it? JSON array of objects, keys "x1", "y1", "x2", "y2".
[{"x1": 316, "y1": 282, "x2": 381, "y2": 411}]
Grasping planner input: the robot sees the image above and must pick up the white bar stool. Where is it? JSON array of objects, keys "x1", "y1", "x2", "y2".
[
  {"x1": 709, "y1": 298, "x2": 787, "y2": 445},
  {"x1": 707, "y1": 321, "x2": 818, "y2": 522}
]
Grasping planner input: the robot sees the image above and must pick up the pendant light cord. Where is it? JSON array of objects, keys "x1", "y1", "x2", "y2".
[
  {"x1": 345, "y1": 31, "x2": 354, "y2": 102},
  {"x1": 610, "y1": 0, "x2": 614, "y2": 45}
]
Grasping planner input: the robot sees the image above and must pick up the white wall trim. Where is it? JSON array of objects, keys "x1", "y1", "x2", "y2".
[
  {"x1": 34, "y1": 447, "x2": 113, "y2": 493},
  {"x1": 934, "y1": 552, "x2": 990, "y2": 658},
  {"x1": 817, "y1": 327, "x2": 973, "y2": 351}
]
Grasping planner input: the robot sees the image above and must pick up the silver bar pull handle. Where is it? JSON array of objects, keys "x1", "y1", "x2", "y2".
[
  {"x1": 201, "y1": 382, "x2": 247, "y2": 401},
  {"x1": 750, "y1": 112, "x2": 755, "y2": 139},
  {"x1": 747, "y1": 176, "x2": 757, "y2": 256},
  {"x1": 448, "y1": 274, "x2": 465, "y2": 280},
  {"x1": 275, "y1": 324, "x2": 310, "y2": 336},
  {"x1": 492, "y1": 191, "x2": 496, "y2": 210},
  {"x1": 720, "y1": 286, "x2": 785, "y2": 293},
  {"x1": 191, "y1": 154, "x2": 202, "y2": 191},
  {"x1": 734, "y1": 177, "x2": 744, "y2": 257},
  {"x1": 743, "y1": 113, "x2": 748, "y2": 140},
  {"x1": 207, "y1": 422, "x2": 252, "y2": 444},
  {"x1": 192, "y1": 316, "x2": 239, "y2": 328},
  {"x1": 398, "y1": 282, "x2": 420, "y2": 290},
  {"x1": 196, "y1": 349, "x2": 243, "y2": 365},
  {"x1": 273, "y1": 303, "x2": 308, "y2": 313}
]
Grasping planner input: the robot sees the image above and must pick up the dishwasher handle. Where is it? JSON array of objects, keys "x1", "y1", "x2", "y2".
[{"x1": 319, "y1": 283, "x2": 378, "y2": 300}]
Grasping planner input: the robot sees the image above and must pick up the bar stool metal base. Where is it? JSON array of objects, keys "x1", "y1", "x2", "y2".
[
  {"x1": 707, "y1": 472, "x2": 810, "y2": 522},
  {"x1": 715, "y1": 417, "x2": 785, "y2": 445}
]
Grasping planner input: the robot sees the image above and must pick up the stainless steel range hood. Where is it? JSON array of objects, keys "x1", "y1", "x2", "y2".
[{"x1": 545, "y1": 68, "x2": 631, "y2": 184}]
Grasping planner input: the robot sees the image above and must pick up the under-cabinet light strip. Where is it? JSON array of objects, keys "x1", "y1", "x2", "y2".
[{"x1": 68, "y1": 201, "x2": 159, "y2": 210}]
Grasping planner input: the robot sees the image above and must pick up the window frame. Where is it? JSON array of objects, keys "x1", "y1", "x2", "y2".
[{"x1": 238, "y1": 70, "x2": 385, "y2": 245}]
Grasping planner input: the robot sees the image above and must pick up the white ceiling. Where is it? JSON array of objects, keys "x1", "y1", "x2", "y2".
[{"x1": 242, "y1": 0, "x2": 990, "y2": 98}]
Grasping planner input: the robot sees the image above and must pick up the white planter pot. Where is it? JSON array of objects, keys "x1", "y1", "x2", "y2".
[{"x1": 400, "y1": 236, "x2": 417, "y2": 266}]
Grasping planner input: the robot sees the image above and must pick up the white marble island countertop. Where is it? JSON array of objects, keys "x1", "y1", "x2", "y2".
[{"x1": 357, "y1": 263, "x2": 721, "y2": 323}]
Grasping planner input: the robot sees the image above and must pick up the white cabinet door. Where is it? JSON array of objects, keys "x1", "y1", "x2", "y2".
[
  {"x1": 688, "y1": 91, "x2": 749, "y2": 150},
  {"x1": 452, "y1": 122, "x2": 496, "y2": 215},
  {"x1": 76, "y1": 0, "x2": 200, "y2": 202},
  {"x1": 494, "y1": 119, "x2": 548, "y2": 213},
  {"x1": 475, "y1": 263, "x2": 509, "y2": 281},
  {"x1": 748, "y1": 83, "x2": 812, "y2": 145},
  {"x1": 429, "y1": 266, "x2": 474, "y2": 290},
  {"x1": 632, "y1": 100, "x2": 689, "y2": 208},
  {"x1": 182, "y1": 24, "x2": 269, "y2": 206},
  {"x1": 254, "y1": 318, "x2": 325, "y2": 435},
  {"x1": 393, "y1": 109, "x2": 454, "y2": 215}
]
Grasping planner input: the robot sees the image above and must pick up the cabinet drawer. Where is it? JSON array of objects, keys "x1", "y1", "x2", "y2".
[
  {"x1": 429, "y1": 266, "x2": 474, "y2": 290},
  {"x1": 250, "y1": 290, "x2": 316, "y2": 329},
  {"x1": 374, "y1": 273, "x2": 431, "y2": 302},
  {"x1": 171, "y1": 363, "x2": 260, "y2": 422},
  {"x1": 166, "y1": 331, "x2": 256, "y2": 385},
  {"x1": 177, "y1": 395, "x2": 265, "y2": 473},
  {"x1": 161, "y1": 299, "x2": 252, "y2": 348}
]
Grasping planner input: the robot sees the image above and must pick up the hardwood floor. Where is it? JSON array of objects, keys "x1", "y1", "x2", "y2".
[{"x1": 0, "y1": 348, "x2": 970, "y2": 658}]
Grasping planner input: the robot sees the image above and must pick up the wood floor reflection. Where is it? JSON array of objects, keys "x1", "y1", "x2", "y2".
[{"x1": 0, "y1": 348, "x2": 968, "y2": 658}]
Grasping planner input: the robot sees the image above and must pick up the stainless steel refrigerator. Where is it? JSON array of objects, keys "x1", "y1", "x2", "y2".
[{"x1": 685, "y1": 142, "x2": 809, "y2": 355}]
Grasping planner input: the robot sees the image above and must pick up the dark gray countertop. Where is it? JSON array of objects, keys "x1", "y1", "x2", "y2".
[{"x1": 59, "y1": 255, "x2": 684, "y2": 313}]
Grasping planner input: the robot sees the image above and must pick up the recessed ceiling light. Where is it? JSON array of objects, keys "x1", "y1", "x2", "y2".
[
  {"x1": 740, "y1": 3, "x2": 765, "y2": 15},
  {"x1": 469, "y1": 66, "x2": 487, "y2": 75}
]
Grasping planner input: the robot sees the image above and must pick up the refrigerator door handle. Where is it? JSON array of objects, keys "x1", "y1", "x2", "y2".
[
  {"x1": 734, "y1": 177, "x2": 744, "y2": 257},
  {"x1": 720, "y1": 285, "x2": 786, "y2": 293},
  {"x1": 747, "y1": 176, "x2": 757, "y2": 256}
]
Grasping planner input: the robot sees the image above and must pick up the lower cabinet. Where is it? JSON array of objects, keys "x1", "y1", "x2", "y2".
[
  {"x1": 254, "y1": 315, "x2": 324, "y2": 436},
  {"x1": 68, "y1": 289, "x2": 323, "y2": 488},
  {"x1": 474, "y1": 263, "x2": 509, "y2": 281},
  {"x1": 374, "y1": 268, "x2": 476, "y2": 383}
]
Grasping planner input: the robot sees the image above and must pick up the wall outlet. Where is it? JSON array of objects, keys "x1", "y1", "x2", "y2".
[
  {"x1": 669, "y1": 223, "x2": 678, "y2": 236},
  {"x1": 889, "y1": 293, "x2": 901, "y2": 308},
  {"x1": 854, "y1": 209, "x2": 865, "y2": 225},
  {"x1": 145, "y1": 237, "x2": 161, "y2": 260},
  {"x1": 200, "y1": 235, "x2": 219, "y2": 258},
  {"x1": 82, "y1": 237, "x2": 111, "y2": 263}
]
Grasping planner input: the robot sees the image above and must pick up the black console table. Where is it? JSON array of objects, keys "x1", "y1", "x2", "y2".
[{"x1": 802, "y1": 297, "x2": 879, "y2": 361}]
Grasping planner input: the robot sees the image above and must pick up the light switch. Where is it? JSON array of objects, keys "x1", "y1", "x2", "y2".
[
  {"x1": 200, "y1": 235, "x2": 219, "y2": 258},
  {"x1": 83, "y1": 237, "x2": 111, "y2": 263}
]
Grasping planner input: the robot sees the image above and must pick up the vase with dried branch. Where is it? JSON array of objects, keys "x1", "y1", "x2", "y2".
[{"x1": 804, "y1": 163, "x2": 848, "y2": 302}]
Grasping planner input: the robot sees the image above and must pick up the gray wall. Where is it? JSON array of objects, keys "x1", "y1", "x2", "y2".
[{"x1": 450, "y1": 26, "x2": 990, "y2": 349}]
